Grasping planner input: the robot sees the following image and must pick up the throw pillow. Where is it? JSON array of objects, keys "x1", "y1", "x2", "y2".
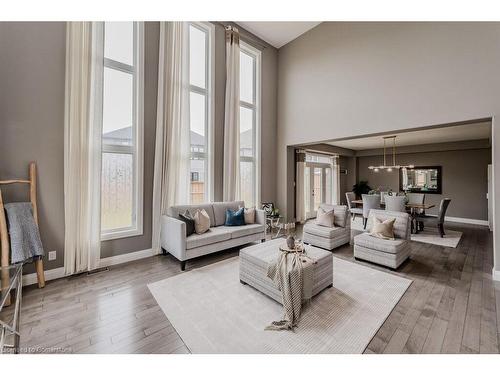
[
  {"x1": 239, "y1": 206, "x2": 256, "y2": 224},
  {"x1": 370, "y1": 217, "x2": 396, "y2": 240},
  {"x1": 178, "y1": 210, "x2": 195, "y2": 237},
  {"x1": 225, "y1": 207, "x2": 245, "y2": 226},
  {"x1": 193, "y1": 209, "x2": 210, "y2": 234},
  {"x1": 316, "y1": 206, "x2": 335, "y2": 227}
]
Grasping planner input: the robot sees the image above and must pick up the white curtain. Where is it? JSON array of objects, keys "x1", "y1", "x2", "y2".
[
  {"x1": 295, "y1": 152, "x2": 307, "y2": 223},
  {"x1": 332, "y1": 155, "x2": 341, "y2": 205},
  {"x1": 223, "y1": 26, "x2": 241, "y2": 202},
  {"x1": 152, "y1": 22, "x2": 191, "y2": 255},
  {"x1": 63, "y1": 22, "x2": 103, "y2": 274}
]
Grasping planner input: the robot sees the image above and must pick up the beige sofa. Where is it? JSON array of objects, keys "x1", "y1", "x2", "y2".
[
  {"x1": 161, "y1": 201, "x2": 265, "y2": 270},
  {"x1": 302, "y1": 204, "x2": 350, "y2": 250},
  {"x1": 353, "y1": 209, "x2": 411, "y2": 269}
]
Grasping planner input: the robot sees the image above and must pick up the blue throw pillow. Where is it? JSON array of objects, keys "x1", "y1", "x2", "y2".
[{"x1": 225, "y1": 207, "x2": 245, "y2": 226}]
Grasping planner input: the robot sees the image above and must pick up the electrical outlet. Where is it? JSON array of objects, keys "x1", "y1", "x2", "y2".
[{"x1": 48, "y1": 251, "x2": 57, "y2": 261}]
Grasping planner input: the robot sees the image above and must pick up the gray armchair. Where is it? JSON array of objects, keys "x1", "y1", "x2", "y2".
[
  {"x1": 362, "y1": 194, "x2": 380, "y2": 229},
  {"x1": 346, "y1": 192, "x2": 363, "y2": 219},
  {"x1": 353, "y1": 209, "x2": 412, "y2": 269},
  {"x1": 303, "y1": 204, "x2": 350, "y2": 250},
  {"x1": 384, "y1": 195, "x2": 406, "y2": 212},
  {"x1": 415, "y1": 198, "x2": 451, "y2": 237}
]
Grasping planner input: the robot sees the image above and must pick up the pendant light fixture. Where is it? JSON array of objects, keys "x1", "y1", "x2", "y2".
[{"x1": 368, "y1": 135, "x2": 414, "y2": 172}]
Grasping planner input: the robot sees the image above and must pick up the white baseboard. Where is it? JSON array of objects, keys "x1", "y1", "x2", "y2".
[
  {"x1": 444, "y1": 216, "x2": 489, "y2": 226},
  {"x1": 22, "y1": 266, "x2": 65, "y2": 286},
  {"x1": 425, "y1": 214, "x2": 489, "y2": 227},
  {"x1": 493, "y1": 268, "x2": 500, "y2": 282},
  {"x1": 22, "y1": 248, "x2": 154, "y2": 286},
  {"x1": 99, "y1": 248, "x2": 154, "y2": 268}
]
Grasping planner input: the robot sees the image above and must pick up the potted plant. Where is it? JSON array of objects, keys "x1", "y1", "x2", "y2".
[{"x1": 352, "y1": 181, "x2": 372, "y2": 199}]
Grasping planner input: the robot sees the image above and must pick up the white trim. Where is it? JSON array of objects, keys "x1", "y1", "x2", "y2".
[
  {"x1": 187, "y1": 21, "x2": 215, "y2": 203},
  {"x1": 426, "y1": 214, "x2": 489, "y2": 226},
  {"x1": 493, "y1": 267, "x2": 500, "y2": 281},
  {"x1": 23, "y1": 248, "x2": 154, "y2": 286},
  {"x1": 23, "y1": 266, "x2": 66, "y2": 286},
  {"x1": 444, "y1": 216, "x2": 489, "y2": 226},
  {"x1": 99, "y1": 248, "x2": 153, "y2": 267},
  {"x1": 101, "y1": 21, "x2": 144, "y2": 242},
  {"x1": 239, "y1": 41, "x2": 261, "y2": 207}
]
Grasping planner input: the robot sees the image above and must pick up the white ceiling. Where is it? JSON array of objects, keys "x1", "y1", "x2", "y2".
[
  {"x1": 235, "y1": 22, "x2": 321, "y2": 49},
  {"x1": 325, "y1": 122, "x2": 492, "y2": 151}
]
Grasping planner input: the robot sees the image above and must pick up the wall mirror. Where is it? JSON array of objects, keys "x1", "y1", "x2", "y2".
[{"x1": 399, "y1": 166, "x2": 442, "y2": 194}]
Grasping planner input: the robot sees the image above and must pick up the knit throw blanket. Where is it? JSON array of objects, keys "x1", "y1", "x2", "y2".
[
  {"x1": 4, "y1": 202, "x2": 44, "y2": 264},
  {"x1": 265, "y1": 248, "x2": 315, "y2": 331}
]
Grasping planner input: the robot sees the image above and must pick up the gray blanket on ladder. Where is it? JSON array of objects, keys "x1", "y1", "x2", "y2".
[{"x1": 4, "y1": 202, "x2": 44, "y2": 264}]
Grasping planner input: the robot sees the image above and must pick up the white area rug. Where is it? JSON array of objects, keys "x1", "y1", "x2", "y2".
[
  {"x1": 148, "y1": 256, "x2": 412, "y2": 353},
  {"x1": 411, "y1": 227, "x2": 462, "y2": 248}
]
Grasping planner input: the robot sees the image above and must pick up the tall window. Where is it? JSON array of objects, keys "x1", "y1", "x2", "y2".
[
  {"x1": 188, "y1": 22, "x2": 214, "y2": 204},
  {"x1": 101, "y1": 22, "x2": 144, "y2": 240},
  {"x1": 239, "y1": 42, "x2": 261, "y2": 207}
]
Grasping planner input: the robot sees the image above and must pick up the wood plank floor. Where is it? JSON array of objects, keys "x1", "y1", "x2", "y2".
[{"x1": 3, "y1": 222, "x2": 499, "y2": 354}]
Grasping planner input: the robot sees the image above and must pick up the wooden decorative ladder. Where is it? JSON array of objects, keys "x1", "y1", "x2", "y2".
[{"x1": 0, "y1": 162, "x2": 46, "y2": 305}]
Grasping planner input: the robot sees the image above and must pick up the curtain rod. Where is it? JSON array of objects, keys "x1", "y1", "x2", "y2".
[{"x1": 213, "y1": 21, "x2": 268, "y2": 50}]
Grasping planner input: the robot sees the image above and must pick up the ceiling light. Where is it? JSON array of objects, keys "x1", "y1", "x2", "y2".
[{"x1": 367, "y1": 136, "x2": 414, "y2": 171}]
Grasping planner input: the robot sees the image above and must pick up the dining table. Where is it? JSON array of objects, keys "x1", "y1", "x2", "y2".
[
  {"x1": 351, "y1": 199, "x2": 435, "y2": 233},
  {"x1": 351, "y1": 200, "x2": 435, "y2": 211}
]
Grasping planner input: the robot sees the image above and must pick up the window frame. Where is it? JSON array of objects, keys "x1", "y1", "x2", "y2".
[
  {"x1": 239, "y1": 40, "x2": 261, "y2": 208},
  {"x1": 101, "y1": 22, "x2": 144, "y2": 241},
  {"x1": 187, "y1": 21, "x2": 215, "y2": 204}
]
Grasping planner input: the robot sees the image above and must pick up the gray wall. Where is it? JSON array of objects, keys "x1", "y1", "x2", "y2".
[
  {"x1": 277, "y1": 22, "x2": 500, "y2": 273},
  {"x1": 0, "y1": 22, "x2": 278, "y2": 271},
  {"x1": 0, "y1": 23, "x2": 66, "y2": 272},
  {"x1": 357, "y1": 147, "x2": 491, "y2": 220}
]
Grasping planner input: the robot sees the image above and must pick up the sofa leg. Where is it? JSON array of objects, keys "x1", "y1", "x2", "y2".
[
  {"x1": 261, "y1": 239, "x2": 266, "y2": 243},
  {"x1": 180, "y1": 261, "x2": 186, "y2": 271},
  {"x1": 161, "y1": 248, "x2": 167, "y2": 256},
  {"x1": 363, "y1": 218, "x2": 367, "y2": 229}
]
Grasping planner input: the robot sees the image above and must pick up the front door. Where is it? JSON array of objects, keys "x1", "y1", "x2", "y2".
[{"x1": 305, "y1": 163, "x2": 332, "y2": 219}]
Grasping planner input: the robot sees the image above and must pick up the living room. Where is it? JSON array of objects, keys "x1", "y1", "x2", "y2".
[{"x1": 1, "y1": 0, "x2": 500, "y2": 372}]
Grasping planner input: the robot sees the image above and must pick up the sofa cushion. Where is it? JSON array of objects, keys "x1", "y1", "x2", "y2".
[
  {"x1": 353, "y1": 232, "x2": 408, "y2": 254},
  {"x1": 225, "y1": 207, "x2": 245, "y2": 226},
  {"x1": 303, "y1": 222, "x2": 345, "y2": 238},
  {"x1": 316, "y1": 206, "x2": 335, "y2": 227},
  {"x1": 212, "y1": 201, "x2": 245, "y2": 226},
  {"x1": 193, "y1": 209, "x2": 211, "y2": 234},
  {"x1": 178, "y1": 210, "x2": 195, "y2": 236},
  {"x1": 319, "y1": 204, "x2": 348, "y2": 228},
  {"x1": 370, "y1": 217, "x2": 396, "y2": 240},
  {"x1": 222, "y1": 224, "x2": 264, "y2": 239},
  {"x1": 186, "y1": 227, "x2": 232, "y2": 250},
  {"x1": 241, "y1": 206, "x2": 256, "y2": 224},
  {"x1": 367, "y1": 209, "x2": 410, "y2": 240},
  {"x1": 168, "y1": 204, "x2": 216, "y2": 227}
]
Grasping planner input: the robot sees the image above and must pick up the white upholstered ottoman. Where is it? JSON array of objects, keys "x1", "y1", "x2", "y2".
[{"x1": 239, "y1": 238, "x2": 333, "y2": 303}]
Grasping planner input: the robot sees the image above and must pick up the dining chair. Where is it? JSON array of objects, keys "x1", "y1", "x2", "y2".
[
  {"x1": 362, "y1": 194, "x2": 380, "y2": 229},
  {"x1": 384, "y1": 195, "x2": 406, "y2": 212},
  {"x1": 345, "y1": 192, "x2": 363, "y2": 219},
  {"x1": 407, "y1": 192, "x2": 426, "y2": 231},
  {"x1": 380, "y1": 191, "x2": 388, "y2": 204},
  {"x1": 415, "y1": 198, "x2": 451, "y2": 237},
  {"x1": 407, "y1": 193, "x2": 425, "y2": 207}
]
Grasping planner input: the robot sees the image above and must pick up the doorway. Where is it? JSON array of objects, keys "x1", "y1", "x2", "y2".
[{"x1": 304, "y1": 162, "x2": 332, "y2": 219}]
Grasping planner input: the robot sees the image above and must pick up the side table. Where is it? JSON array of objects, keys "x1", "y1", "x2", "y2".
[{"x1": 0, "y1": 263, "x2": 23, "y2": 354}]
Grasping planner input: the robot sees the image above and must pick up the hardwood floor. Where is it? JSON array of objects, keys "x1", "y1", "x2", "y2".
[{"x1": 3, "y1": 222, "x2": 499, "y2": 354}]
